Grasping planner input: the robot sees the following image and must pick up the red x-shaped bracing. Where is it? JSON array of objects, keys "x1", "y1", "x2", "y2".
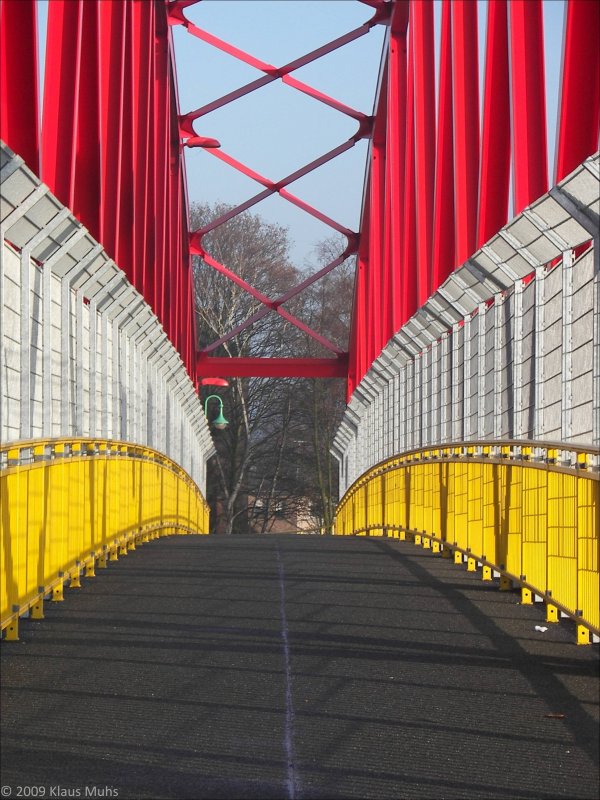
[{"x1": 168, "y1": 0, "x2": 390, "y2": 377}]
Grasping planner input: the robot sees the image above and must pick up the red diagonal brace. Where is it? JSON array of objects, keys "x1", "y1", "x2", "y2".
[
  {"x1": 201, "y1": 251, "x2": 353, "y2": 355},
  {"x1": 176, "y1": 0, "x2": 378, "y2": 368},
  {"x1": 185, "y1": 21, "x2": 279, "y2": 75},
  {"x1": 197, "y1": 251, "x2": 345, "y2": 355},
  {"x1": 281, "y1": 75, "x2": 367, "y2": 122},
  {"x1": 198, "y1": 145, "x2": 355, "y2": 237},
  {"x1": 178, "y1": 11, "x2": 382, "y2": 131},
  {"x1": 190, "y1": 139, "x2": 359, "y2": 247},
  {"x1": 198, "y1": 250, "x2": 274, "y2": 308}
]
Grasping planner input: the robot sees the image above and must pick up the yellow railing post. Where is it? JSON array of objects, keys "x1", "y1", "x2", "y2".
[
  {"x1": 2, "y1": 437, "x2": 209, "y2": 638},
  {"x1": 333, "y1": 441, "x2": 599, "y2": 642}
]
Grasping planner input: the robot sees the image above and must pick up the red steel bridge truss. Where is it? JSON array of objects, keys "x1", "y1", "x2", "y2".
[{"x1": 1, "y1": 0, "x2": 598, "y2": 400}]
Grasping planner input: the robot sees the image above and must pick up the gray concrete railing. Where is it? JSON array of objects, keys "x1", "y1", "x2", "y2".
[
  {"x1": 333, "y1": 153, "x2": 600, "y2": 497},
  {"x1": 0, "y1": 141, "x2": 214, "y2": 495}
]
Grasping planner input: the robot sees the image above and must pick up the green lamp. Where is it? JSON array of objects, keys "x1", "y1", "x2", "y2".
[{"x1": 204, "y1": 394, "x2": 229, "y2": 430}]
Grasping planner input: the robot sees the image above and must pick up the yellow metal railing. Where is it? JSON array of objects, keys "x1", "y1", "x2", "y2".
[
  {"x1": 1, "y1": 438, "x2": 210, "y2": 639},
  {"x1": 335, "y1": 441, "x2": 599, "y2": 644}
]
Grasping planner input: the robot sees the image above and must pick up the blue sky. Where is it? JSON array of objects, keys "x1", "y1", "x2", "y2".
[
  {"x1": 172, "y1": 0, "x2": 385, "y2": 267},
  {"x1": 36, "y1": 0, "x2": 566, "y2": 267},
  {"x1": 172, "y1": 0, "x2": 565, "y2": 266}
]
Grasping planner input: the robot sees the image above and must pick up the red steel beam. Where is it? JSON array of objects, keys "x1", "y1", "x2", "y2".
[
  {"x1": 196, "y1": 144, "x2": 356, "y2": 239},
  {"x1": 201, "y1": 250, "x2": 354, "y2": 354},
  {"x1": 452, "y1": 0, "x2": 480, "y2": 266},
  {"x1": 369, "y1": 137, "x2": 386, "y2": 358},
  {"x1": 197, "y1": 250, "x2": 344, "y2": 356},
  {"x1": 174, "y1": 1, "x2": 394, "y2": 380},
  {"x1": 191, "y1": 140, "x2": 359, "y2": 245},
  {"x1": 412, "y1": 0, "x2": 435, "y2": 305},
  {"x1": 176, "y1": 7, "x2": 383, "y2": 129},
  {"x1": 24, "y1": 0, "x2": 194, "y2": 382},
  {"x1": 0, "y1": 0, "x2": 39, "y2": 174},
  {"x1": 388, "y1": 5, "x2": 408, "y2": 333},
  {"x1": 131, "y1": 0, "x2": 153, "y2": 294},
  {"x1": 355, "y1": 181, "x2": 371, "y2": 390},
  {"x1": 401, "y1": 20, "x2": 417, "y2": 324},
  {"x1": 154, "y1": 11, "x2": 170, "y2": 327},
  {"x1": 41, "y1": 0, "x2": 81, "y2": 208},
  {"x1": 73, "y1": 0, "x2": 101, "y2": 242},
  {"x1": 196, "y1": 357, "x2": 349, "y2": 379},
  {"x1": 509, "y1": 0, "x2": 548, "y2": 215},
  {"x1": 116, "y1": 1, "x2": 134, "y2": 284},
  {"x1": 98, "y1": 0, "x2": 127, "y2": 265},
  {"x1": 477, "y1": 0, "x2": 510, "y2": 248},
  {"x1": 382, "y1": 127, "x2": 394, "y2": 350},
  {"x1": 142, "y1": 1, "x2": 157, "y2": 312},
  {"x1": 554, "y1": 0, "x2": 600, "y2": 182},
  {"x1": 431, "y1": 0, "x2": 455, "y2": 290}
]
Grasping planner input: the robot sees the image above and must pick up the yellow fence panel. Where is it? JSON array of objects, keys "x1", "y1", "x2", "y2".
[
  {"x1": 335, "y1": 442, "x2": 599, "y2": 638},
  {"x1": 1, "y1": 438, "x2": 210, "y2": 636},
  {"x1": 578, "y1": 477, "x2": 599, "y2": 628}
]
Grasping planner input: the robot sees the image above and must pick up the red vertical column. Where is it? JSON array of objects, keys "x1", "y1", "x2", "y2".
[
  {"x1": 154, "y1": 11, "x2": 170, "y2": 329},
  {"x1": 362, "y1": 196, "x2": 373, "y2": 375},
  {"x1": 99, "y1": 0, "x2": 127, "y2": 263},
  {"x1": 347, "y1": 283, "x2": 359, "y2": 399},
  {"x1": 116, "y1": 1, "x2": 134, "y2": 282},
  {"x1": 478, "y1": 0, "x2": 510, "y2": 248},
  {"x1": 72, "y1": 1, "x2": 101, "y2": 242},
  {"x1": 42, "y1": 0, "x2": 82, "y2": 207},
  {"x1": 168, "y1": 90, "x2": 181, "y2": 349},
  {"x1": 180, "y1": 193, "x2": 192, "y2": 373},
  {"x1": 170, "y1": 139, "x2": 182, "y2": 353},
  {"x1": 0, "y1": 0, "x2": 39, "y2": 174},
  {"x1": 131, "y1": 0, "x2": 153, "y2": 293},
  {"x1": 369, "y1": 132, "x2": 386, "y2": 357},
  {"x1": 401, "y1": 21, "x2": 417, "y2": 324},
  {"x1": 43, "y1": 0, "x2": 104, "y2": 241},
  {"x1": 509, "y1": 0, "x2": 548, "y2": 215},
  {"x1": 412, "y1": 0, "x2": 435, "y2": 305},
  {"x1": 382, "y1": 148, "x2": 393, "y2": 346},
  {"x1": 431, "y1": 1, "x2": 454, "y2": 291},
  {"x1": 452, "y1": 0, "x2": 479, "y2": 266},
  {"x1": 387, "y1": 16, "x2": 407, "y2": 334},
  {"x1": 555, "y1": 0, "x2": 600, "y2": 182},
  {"x1": 357, "y1": 255, "x2": 369, "y2": 389},
  {"x1": 143, "y1": 1, "x2": 157, "y2": 313},
  {"x1": 356, "y1": 192, "x2": 371, "y2": 388},
  {"x1": 184, "y1": 192, "x2": 196, "y2": 375}
]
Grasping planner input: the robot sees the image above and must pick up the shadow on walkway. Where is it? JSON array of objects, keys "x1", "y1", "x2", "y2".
[{"x1": 1, "y1": 534, "x2": 598, "y2": 800}]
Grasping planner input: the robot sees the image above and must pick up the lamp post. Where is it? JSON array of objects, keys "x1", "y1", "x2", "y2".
[{"x1": 204, "y1": 394, "x2": 229, "y2": 430}]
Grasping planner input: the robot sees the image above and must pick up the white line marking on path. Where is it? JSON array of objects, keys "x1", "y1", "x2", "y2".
[{"x1": 276, "y1": 543, "x2": 300, "y2": 800}]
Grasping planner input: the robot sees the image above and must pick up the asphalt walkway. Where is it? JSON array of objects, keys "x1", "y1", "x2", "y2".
[{"x1": 1, "y1": 534, "x2": 598, "y2": 800}]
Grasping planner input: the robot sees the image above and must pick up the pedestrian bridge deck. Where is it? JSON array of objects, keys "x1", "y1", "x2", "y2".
[{"x1": 1, "y1": 534, "x2": 598, "y2": 800}]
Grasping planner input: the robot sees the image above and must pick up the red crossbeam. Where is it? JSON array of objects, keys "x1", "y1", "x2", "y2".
[{"x1": 196, "y1": 357, "x2": 349, "y2": 379}]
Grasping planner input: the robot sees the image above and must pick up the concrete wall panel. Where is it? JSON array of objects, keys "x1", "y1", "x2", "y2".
[
  {"x1": 334, "y1": 246, "x2": 598, "y2": 497},
  {"x1": 1, "y1": 169, "x2": 214, "y2": 494}
]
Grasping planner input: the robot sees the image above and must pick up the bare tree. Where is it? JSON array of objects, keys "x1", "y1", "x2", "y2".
[
  {"x1": 295, "y1": 235, "x2": 356, "y2": 533},
  {"x1": 192, "y1": 202, "x2": 303, "y2": 534},
  {"x1": 193, "y1": 206, "x2": 355, "y2": 535}
]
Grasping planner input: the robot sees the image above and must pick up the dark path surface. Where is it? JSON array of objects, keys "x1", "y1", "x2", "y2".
[{"x1": 1, "y1": 534, "x2": 598, "y2": 800}]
